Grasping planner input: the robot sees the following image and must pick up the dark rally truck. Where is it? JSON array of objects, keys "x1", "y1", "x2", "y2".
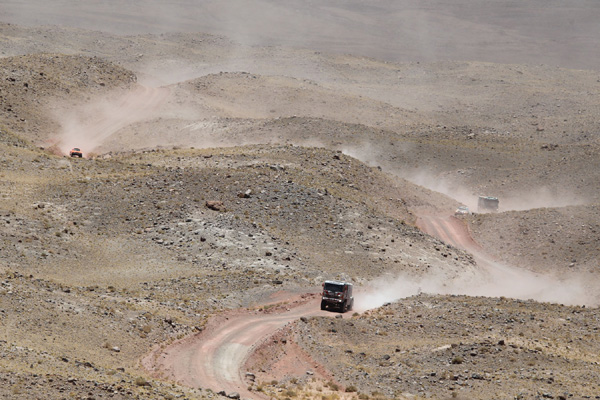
[{"x1": 321, "y1": 280, "x2": 354, "y2": 312}]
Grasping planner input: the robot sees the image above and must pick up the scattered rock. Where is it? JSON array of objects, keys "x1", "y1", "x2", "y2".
[
  {"x1": 238, "y1": 189, "x2": 253, "y2": 198},
  {"x1": 206, "y1": 201, "x2": 226, "y2": 211}
]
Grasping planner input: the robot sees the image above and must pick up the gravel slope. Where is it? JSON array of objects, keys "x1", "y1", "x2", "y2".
[{"x1": 1, "y1": 13, "x2": 599, "y2": 400}]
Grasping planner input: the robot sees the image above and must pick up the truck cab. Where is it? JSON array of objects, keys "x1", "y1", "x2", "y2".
[{"x1": 321, "y1": 280, "x2": 354, "y2": 312}]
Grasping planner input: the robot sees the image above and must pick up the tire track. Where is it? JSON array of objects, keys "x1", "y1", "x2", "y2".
[{"x1": 142, "y1": 295, "x2": 336, "y2": 399}]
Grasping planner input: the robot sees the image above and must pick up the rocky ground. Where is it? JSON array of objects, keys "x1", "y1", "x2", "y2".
[
  {"x1": 0, "y1": 8, "x2": 599, "y2": 400},
  {"x1": 294, "y1": 295, "x2": 600, "y2": 400}
]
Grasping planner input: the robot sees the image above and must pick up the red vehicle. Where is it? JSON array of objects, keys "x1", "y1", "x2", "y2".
[
  {"x1": 321, "y1": 280, "x2": 354, "y2": 312},
  {"x1": 69, "y1": 148, "x2": 83, "y2": 158}
]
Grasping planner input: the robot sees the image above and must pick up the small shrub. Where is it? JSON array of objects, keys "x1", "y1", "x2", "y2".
[
  {"x1": 345, "y1": 385, "x2": 358, "y2": 393},
  {"x1": 451, "y1": 356, "x2": 464, "y2": 365},
  {"x1": 134, "y1": 377, "x2": 149, "y2": 387}
]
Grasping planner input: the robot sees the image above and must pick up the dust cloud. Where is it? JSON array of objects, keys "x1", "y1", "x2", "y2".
[
  {"x1": 406, "y1": 171, "x2": 590, "y2": 212},
  {"x1": 3, "y1": 0, "x2": 600, "y2": 70},
  {"x1": 402, "y1": 168, "x2": 478, "y2": 209},
  {"x1": 356, "y1": 260, "x2": 596, "y2": 311},
  {"x1": 53, "y1": 86, "x2": 170, "y2": 155},
  {"x1": 343, "y1": 142, "x2": 590, "y2": 212},
  {"x1": 500, "y1": 187, "x2": 589, "y2": 211}
]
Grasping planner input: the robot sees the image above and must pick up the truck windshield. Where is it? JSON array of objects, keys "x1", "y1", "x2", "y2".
[{"x1": 324, "y1": 283, "x2": 343, "y2": 292}]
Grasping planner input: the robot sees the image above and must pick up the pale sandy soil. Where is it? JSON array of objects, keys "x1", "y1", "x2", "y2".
[{"x1": 0, "y1": 3, "x2": 599, "y2": 399}]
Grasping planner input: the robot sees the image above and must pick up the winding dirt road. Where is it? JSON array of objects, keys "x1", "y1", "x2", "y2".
[
  {"x1": 142, "y1": 214, "x2": 590, "y2": 398},
  {"x1": 142, "y1": 216, "x2": 480, "y2": 398},
  {"x1": 142, "y1": 294, "x2": 337, "y2": 399}
]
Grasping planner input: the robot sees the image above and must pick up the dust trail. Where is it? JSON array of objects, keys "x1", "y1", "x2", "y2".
[
  {"x1": 342, "y1": 142, "x2": 591, "y2": 212},
  {"x1": 356, "y1": 264, "x2": 592, "y2": 311},
  {"x1": 356, "y1": 215, "x2": 596, "y2": 311},
  {"x1": 341, "y1": 144, "x2": 480, "y2": 210},
  {"x1": 54, "y1": 85, "x2": 170, "y2": 155}
]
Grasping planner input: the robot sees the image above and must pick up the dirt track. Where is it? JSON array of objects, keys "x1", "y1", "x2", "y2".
[
  {"x1": 143, "y1": 294, "x2": 346, "y2": 399},
  {"x1": 140, "y1": 212, "x2": 596, "y2": 398},
  {"x1": 417, "y1": 215, "x2": 481, "y2": 252},
  {"x1": 417, "y1": 215, "x2": 595, "y2": 307}
]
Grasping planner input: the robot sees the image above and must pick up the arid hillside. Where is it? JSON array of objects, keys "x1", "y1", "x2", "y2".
[
  {"x1": 1, "y1": 7, "x2": 599, "y2": 400},
  {"x1": 295, "y1": 295, "x2": 600, "y2": 400},
  {"x1": 2, "y1": 24, "x2": 598, "y2": 276},
  {"x1": 1, "y1": 88, "x2": 471, "y2": 399}
]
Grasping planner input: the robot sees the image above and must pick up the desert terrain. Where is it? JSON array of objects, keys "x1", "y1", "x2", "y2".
[{"x1": 1, "y1": 2, "x2": 599, "y2": 400}]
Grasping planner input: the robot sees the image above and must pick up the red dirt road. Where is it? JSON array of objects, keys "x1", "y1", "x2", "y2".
[
  {"x1": 416, "y1": 214, "x2": 482, "y2": 254},
  {"x1": 142, "y1": 294, "x2": 338, "y2": 399}
]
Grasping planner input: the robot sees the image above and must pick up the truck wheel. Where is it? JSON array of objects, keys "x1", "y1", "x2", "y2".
[
  {"x1": 348, "y1": 299, "x2": 354, "y2": 312},
  {"x1": 320, "y1": 300, "x2": 326, "y2": 310},
  {"x1": 341, "y1": 301, "x2": 347, "y2": 313}
]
